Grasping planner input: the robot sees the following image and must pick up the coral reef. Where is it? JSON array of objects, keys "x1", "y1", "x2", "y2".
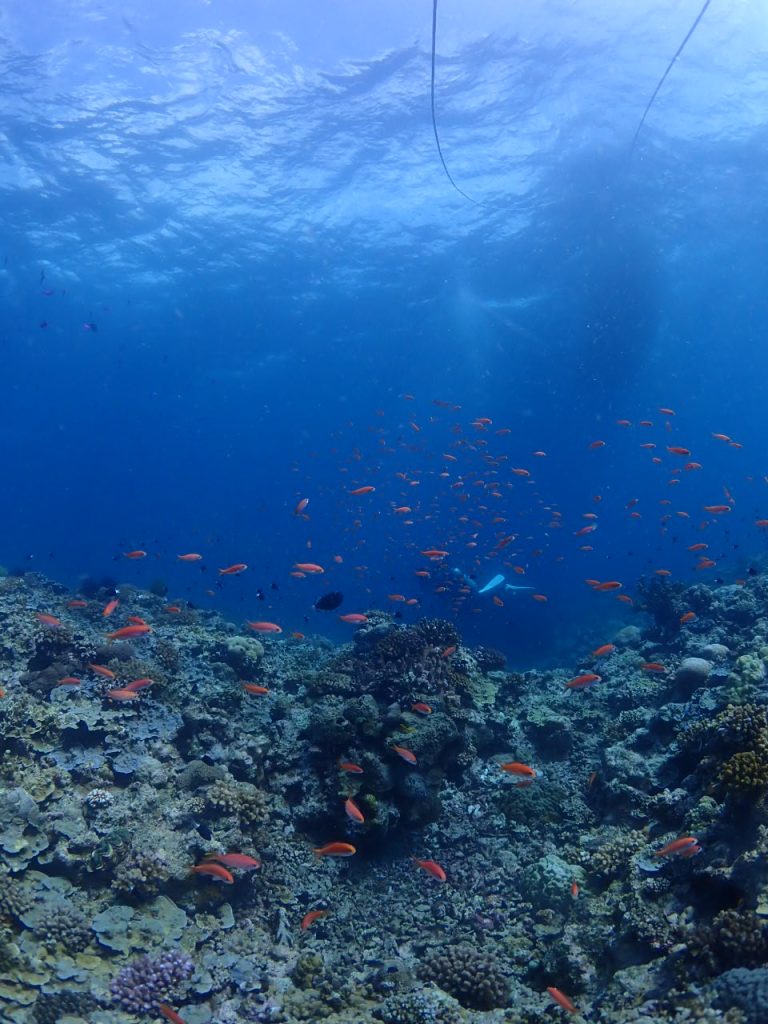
[
  {"x1": 0, "y1": 568, "x2": 767, "y2": 1023},
  {"x1": 110, "y1": 949, "x2": 194, "y2": 1014}
]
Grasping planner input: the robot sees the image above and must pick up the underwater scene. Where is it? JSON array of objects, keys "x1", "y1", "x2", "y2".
[{"x1": 2, "y1": 1, "x2": 768, "y2": 1022}]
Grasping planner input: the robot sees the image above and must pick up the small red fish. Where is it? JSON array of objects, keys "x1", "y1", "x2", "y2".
[
  {"x1": 158, "y1": 1006, "x2": 186, "y2": 1024},
  {"x1": 344, "y1": 798, "x2": 365, "y2": 823},
  {"x1": 391, "y1": 745, "x2": 417, "y2": 765},
  {"x1": 338, "y1": 761, "x2": 364, "y2": 774},
  {"x1": 348, "y1": 486, "x2": 376, "y2": 495},
  {"x1": 36, "y1": 613, "x2": 62, "y2": 627},
  {"x1": 294, "y1": 562, "x2": 324, "y2": 573},
  {"x1": 301, "y1": 909, "x2": 328, "y2": 930},
  {"x1": 666, "y1": 446, "x2": 691, "y2": 456},
  {"x1": 413, "y1": 858, "x2": 446, "y2": 882},
  {"x1": 592, "y1": 581, "x2": 622, "y2": 592},
  {"x1": 703, "y1": 505, "x2": 731, "y2": 514},
  {"x1": 127, "y1": 615, "x2": 147, "y2": 625},
  {"x1": 500, "y1": 761, "x2": 537, "y2": 778},
  {"x1": 205, "y1": 853, "x2": 261, "y2": 870},
  {"x1": 89, "y1": 664, "x2": 116, "y2": 679},
  {"x1": 570, "y1": 881, "x2": 580, "y2": 899},
  {"x1": 294, "y1": 497, "x2": 310, "y2": 515},
  {"x1": 192, "y1": 862, "x2": 235, "y2": 883},
  {"x1": 66, "y1": 599, "x2": 88, "y2": 609},
  {"x1": 243, "y1": 684, "x2": 269, "y2": 695},
  {"x1": 441, "y1": 645, "x2": 456, "y2": 658},
  {"x1": 421, "y1": 549, "x2": 449, "y2": 558},
  {"x1": 124, "y1": 678, "x2": 154, "y2": 691},
  {"x1": 654, "y1": 836, "x2": 699, "y2": 858},
  {"x1": 592, "y1": 643, "x2": 616, "y2": 657},
  {"x1": 57, "y1": 676, "x2": 81, "y2": 686},
  {"x1": 177, "y1": 553, "x2": 203, "y2": 562},
  {"x1": 565, "y1": 674, "x2": 600, "y2": 689},
  {"x1": 313, "y1": 842, "x2": 356, "y2": 857},
  {"x1": 102, "y1": 599, "x2": 119, "y2": 617},
  {"x1": 339, "y1": 613, "x2": 369, "y2": 624},
  {"x1": 219, "y1": 563, "x2": 248, "y2": 575},
  {"x1": 680, "y1": 611, "x2": 696, "y2": 624},
  {"x1": 411, "y1": 702, "x2": 433, "y2": 715},
  {"x1": 107, "y1": 624, "x2": 152, "y2": 640},
  {"x1": 246, "y1": 621, "x2": 282, "y2": 633},
  {"x1": 106, "y1": 688, "x2": 140, "y2": 701},
  {"x1": 123, "y1": 550, "x2": 147, "y2": 559},
  {"x1": 547, "y1": 987, "x2": 578, "y2": 1013},
  {"x1": 641, "y1": 663, "x2": 666, "y2": 673}
]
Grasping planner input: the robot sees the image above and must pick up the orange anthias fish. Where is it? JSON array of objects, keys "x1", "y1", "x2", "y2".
[
  {"x1": 411, "y1": 702, "x2": 433, "y2": 715},
  {"x1": 592, "y1": 643, "x2": 616, "y2": 657},
  {"x1": 294, "y1": 562, "x2": 324, "y2": 573},
  {"x1": 36, "y1": 613, "x2": 62, "y2": 627},
  {"x1": 89, "y1": 664, "x2": 116, "y2": 679},
  {"x1": 106, "y1": 688, "x2": 140, "y2": 701},
  {"x1": 339, "y1": 613, "x2": 368, "y2": 624},
  {"x1": 421, "y1": 548, "x2": 449, "y2": 558},
  {"x1": 313, "y1": 842, "x2": 356, "y2": 857},
  {"x1": 102, "y1": 599, "x2": 119, "y2": 617},
  {"x1": 300, "y1": 909, "x2": 329, "y2": 930},
  {"x1": 413, "y1": 858, "x2": 446, "y2": 882},
  {"x1": 107, "y1": 624, "x2": 152, "y2": 640},
  {"x1": 338, "y1": 761, "x2": 364, "y2": 774},
  {"x1": 641, "y1": 663, "x2": 666, "y2": 673},
  {"x1": 158, "y1": 1005, "x2": 186, "y2": 1024},
  {"x1": 547, "y1": 987, "x2": 578, "y2": 1013},
  {"x1": 124, "y1": 678, "x2": 154, "y2": 692},
  {"x1": 565, "y1": 674, "x2": 601, "y2": 689},
  {"x1": 391, "y1": 745, "x2": 417, "y2": 765},
  {"x1": 246, "y1": 621, "x2": 283, "y2": 633},
  {"x1": 344, "y1": 798, "x2": 365, "y2": 823},
  {"x1": 177, "y1": 553, "x2": 203, "y2": 561},
  {"x1": 680, "y1": 611, "x2": 696, "y2": 624},
  {"x1": 219, "y1": 563, "x2": 248, "y2": 575},
  {"x1": 192, "y1": 862, "x2": 235, "y2": 883},
  {"x1": 243, "y1": 684, "x2": 269, "y2": 695},
  {"x1": 654, "y1": 836, "x2": 699, "y2": 858},
  {"x1": 66, "y1": 599, "x2": 88, "y2": 608},
  {"x1": 123, "y1": 550, "x2": 147, "y2": 559},
  {"x1": 204, "y1": 852, "x2": 261, "y2": 870},
  {"x1": 500, "y1": 761, "x2": 537, "y2": 778},
  {"x1": 348, "y1": 485, "x2": 376, "y2": 495}
]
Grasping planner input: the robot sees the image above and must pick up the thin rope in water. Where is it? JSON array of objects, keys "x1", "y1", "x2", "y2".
[
  {"x1": 630, "y1": 0, "x2": 712, "y2": 153},
  {"x1": 431, "y1": 0, "x2": 479, "y2": 204}
]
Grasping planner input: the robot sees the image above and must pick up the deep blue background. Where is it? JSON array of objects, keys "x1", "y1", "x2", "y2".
[{"x1": 1, "y1": 1, "x2": 766, "y2": 665}]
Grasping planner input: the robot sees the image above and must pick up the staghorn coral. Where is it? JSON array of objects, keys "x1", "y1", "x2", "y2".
[
  {"x1": 419, "y1": 943, "x2": 509, "y2": 1010},
  {"x1": 110, "y1": 949, "x2": 193, "y2": 1015}
]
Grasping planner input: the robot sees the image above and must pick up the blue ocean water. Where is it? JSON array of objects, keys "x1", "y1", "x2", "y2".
[{"x1": 1, "y1": 0, "x2": 767, "y2": 667}]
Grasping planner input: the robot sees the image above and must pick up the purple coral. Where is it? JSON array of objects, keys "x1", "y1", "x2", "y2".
[{"x1": 110, "y1": 949, "x2": 193, "y2": 1015}]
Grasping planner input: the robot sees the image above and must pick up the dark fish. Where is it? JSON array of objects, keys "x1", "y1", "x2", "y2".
[
  {"x1": 83, "y1": 322, "x2": 98, "y2": 332},
  {"x1": 314, "y1": 591, "x2": 343, "y2": 611},
  {"x1": 271, "y1": 581, "x2": 279, "y2": 591},
  {"x1": 255, "y1": 588, "x2": 265, "y2": 601},
  {"x1": 39, "y1": 321, "x2": 48, "y2": 329}
]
